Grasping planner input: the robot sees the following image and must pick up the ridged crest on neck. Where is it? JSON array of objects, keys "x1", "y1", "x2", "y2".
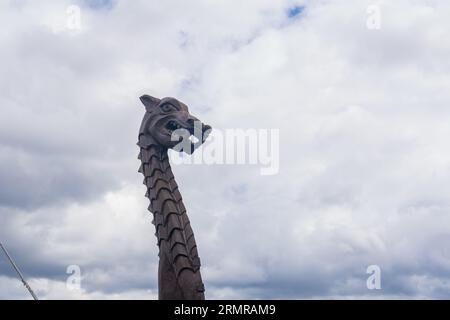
[{"x1": 137, "y1": 135, "x2": 201, "y2": 277}]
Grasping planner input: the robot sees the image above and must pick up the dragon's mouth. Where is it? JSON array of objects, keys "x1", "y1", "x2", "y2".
[
  {"x1": 164, "y1": 119, "x2": 211, "y2": 148},
  {"x1": 165, "y1": 120, "x2": 193, "y2": 135}
]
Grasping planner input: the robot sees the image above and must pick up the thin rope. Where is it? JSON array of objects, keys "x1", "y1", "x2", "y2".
[{"x1": 0, "y1": 242, "x2": 38, "y2": 300}]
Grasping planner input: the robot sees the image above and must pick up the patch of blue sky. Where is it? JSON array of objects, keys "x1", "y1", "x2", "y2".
[
  {"x1": 82, "y1": 0, "x2": 116, "y2": 10},
  {"x1": 287, "y1": 5, "x2": 305, "y2": 19}
]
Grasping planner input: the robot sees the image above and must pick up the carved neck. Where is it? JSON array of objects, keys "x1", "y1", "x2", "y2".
[
  {"x1": 138, "y1": 135, "x2": 171, "y2": 175},
  {"x1": 138, "y1": 138, "x2": 178, "y2": 215},
  {"x1": 144, "y1": 144, "x2": 170, "y2": 177},
  {"x1": 138, "y1": 134, "x2": 204, "y2": 299}
]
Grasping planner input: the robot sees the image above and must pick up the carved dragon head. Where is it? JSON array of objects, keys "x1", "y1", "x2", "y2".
[{"x1": 138, "y1": 95, "x2": 212, "y2": 154}]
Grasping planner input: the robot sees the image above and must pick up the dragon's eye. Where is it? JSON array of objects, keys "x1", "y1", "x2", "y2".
[{"x1": 160, "y1": 104, "x2": 177, "y2": 112}]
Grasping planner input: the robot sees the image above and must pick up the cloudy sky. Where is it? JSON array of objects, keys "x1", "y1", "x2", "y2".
[{"x1": 1, "y1": 0, "x2": 450, "y2": 299}]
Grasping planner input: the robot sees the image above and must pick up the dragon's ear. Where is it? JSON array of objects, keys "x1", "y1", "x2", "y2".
[{"x1": 140, "y1": 95, "x2": 160, "y2": 111}]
